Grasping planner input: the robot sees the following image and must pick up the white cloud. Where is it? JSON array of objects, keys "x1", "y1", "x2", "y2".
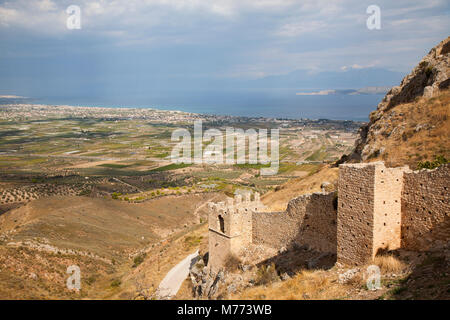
[
  {"x1": 0, "y1": 0, "x2": 448, "y2": 76},
  {"x1": 0, "y1": 7, "x2": 18, "y2": 27},
  {"x1": 36, "y1": 0, "x2": 57, "y2": 12},
  {"x1": 0, "y1": 0, "x2": 65, "y2": 32},
  {"x1": 275, "y1": 20, "x2": 327, "y2": 37},
  {"x1": 340, "y1": 63, "x2": 377, "y2": 71}
]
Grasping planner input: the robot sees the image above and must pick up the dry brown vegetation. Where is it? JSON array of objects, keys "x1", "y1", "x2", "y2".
[
  {"x1": 224, "y1": 254, "x2": 242, "y2": 272},
  {"x1": 255, "y1": 263, "x2": 279, "y2": 285},
  {"x1": 0, "y1": 193, "x2": 218, "y2": 299},
  {"x1": 0, "y1": 245, "x2": 115, "y2": 299},
  {"x1": 373, "y1": 254, "x2": 407, "y2": 274},
  {"x1": 231, "y1": 248, "x2": 449, "y2": 300},
  {"x1": 112, "y1": 223, "x2": 210, "y2": 300},
  {"x1": 366, "y1": 89, "x2": 450, "y2": 168},
  {"x1": 235, "y1": 269, "x2": 348, "y2": 300},
  {"x1": 261, "y1": 165, "x2": 338, "y2": 211}
]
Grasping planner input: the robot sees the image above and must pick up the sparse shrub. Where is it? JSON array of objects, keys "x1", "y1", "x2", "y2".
[
  {"x1": 255, "y1": 263, "x2": 279, "y2": 285},
  {"x1": 224, "y1": 254, "x2": 242, "y2": 272},
  {"x1": 111, "y1": 192, "x2": 120, "y2": 200},
  {"x1": 425, "y1": 65, "x2": 433, "y2": 78},
  {"x1": 391, "y1": 286, "x2": 407, "y2": 295},
  {"x1": 133, "y1": 253, "x2": 146, "y2": 267},
  {"x1": 417, "y1": 155, "x2": 448, "y2": 170},
  {"x1": 111, "y1": 279, "x2": 121, "y2": 288},
  {"x1": 184, "y1": 235, "x2": 203, "y2": 249}
]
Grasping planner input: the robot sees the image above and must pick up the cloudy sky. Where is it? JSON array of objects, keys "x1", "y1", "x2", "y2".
[{"x1": 0, "y1": 0, "x2": 449, "y2": 113}]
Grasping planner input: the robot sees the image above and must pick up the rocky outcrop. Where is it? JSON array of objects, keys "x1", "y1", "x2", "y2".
[
  {"x1": 190, "y1": 263, "x2": 224, "y2": 298},
  {"x1": 350, "y1": 37, "x2": 450, "y2": 162}
]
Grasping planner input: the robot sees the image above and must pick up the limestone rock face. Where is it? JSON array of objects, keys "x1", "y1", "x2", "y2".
[
  {"x1": 190, "y1": 262, "x2": 224, "y2": 298},
  {"x1": 350, "y1": 37, "x2": 450, "y2": 161}
]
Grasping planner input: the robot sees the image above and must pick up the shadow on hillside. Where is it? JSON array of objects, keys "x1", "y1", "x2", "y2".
[
  {"x1": 382, "y1": 246, "x2": 450, "y2": 300},
  {"x1": 257, "y1": 246, "x2": 336, "y2": 276},
  {"x1": 381, "y1": 218, "x2": 450, "y2": 300}
]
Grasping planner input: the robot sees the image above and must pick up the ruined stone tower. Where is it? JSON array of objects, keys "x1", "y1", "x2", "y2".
[
  {"x1": 207, "y1": 192, "x2": 264, "y2": 272},
  {"x1": 337, "y1": 162, "x2": 409, "y2": 265}
]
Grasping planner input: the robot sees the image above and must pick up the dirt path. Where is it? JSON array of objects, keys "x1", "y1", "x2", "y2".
[{"x1": 156, "y1": 250, "x2": 199, "y2": 299}]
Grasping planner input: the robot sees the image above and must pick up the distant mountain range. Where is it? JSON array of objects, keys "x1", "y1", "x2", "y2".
[{"x1": 296, "y1": 87, "x2": 392, "y2": 96}]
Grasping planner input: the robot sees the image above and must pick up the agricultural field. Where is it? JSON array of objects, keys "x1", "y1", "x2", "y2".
[{"x1": 0, "y1": 104, "x2": 359, "y2": 204}]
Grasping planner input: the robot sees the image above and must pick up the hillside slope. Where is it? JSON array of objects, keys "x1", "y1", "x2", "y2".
[
  {"x1": 0, "y1": 193, "x2": 217, "y2": 299},
  {"x1": 348, "y1": 36, "x2": 450, "y2": 168},
  {"x1": 261, "y1": 165, "x2": 337, "y2": 211}
]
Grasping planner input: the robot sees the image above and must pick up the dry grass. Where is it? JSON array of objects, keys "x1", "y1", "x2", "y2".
[
  {"x1": 224, "y1": 254, "x2": 242, "y2": 272},
  {"x1": 235, "y1": 269, "x2": 348, "y2": 300},
  {"x1": 111, "y1": 223, "x2": 210, "y2": 300},
  {"x1": 373, "y1": 255, "x2": 407, "y2": 274},
  {"x1": 366, "y1": 89, "x2": 450, "y2": 168},
  {"x1": 0, "y1": 194, "x2": 216, "y2": 299},
  {"x1": 255, "y1": 263, "x2": 278, "y2": 285},
  {"x1": 173, "y1": 277, "x2": 195, "y2": 300},
  {"x1": 342, "y1": 255, "x2": 408, "y2": 290},
  {"x1": 261, "y1": 165, "x2": 338, "y2": 211}
]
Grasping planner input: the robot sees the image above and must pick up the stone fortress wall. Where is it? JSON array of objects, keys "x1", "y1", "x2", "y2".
[
  {"x1": 401, "y1": 166, "x2": 450, "y2": 250},
  {"x1": 207, "y1": 162, "x2": 449, "y2": 270},
  {"x1": 252, "y1": 192, "x2": 337, "y2": 254}
]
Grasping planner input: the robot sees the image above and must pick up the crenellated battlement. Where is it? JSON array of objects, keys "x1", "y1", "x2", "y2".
[
  {"x1": 207, "y1": 192, "x2": 265, "y2": 271},
  {"x1": 207, "y1": 192, "x2": 265, "y2": 215}
]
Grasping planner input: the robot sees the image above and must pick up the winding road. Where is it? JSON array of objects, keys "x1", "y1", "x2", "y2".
[{"x1": 156, "y1": 250, "x2": 199, "y2": 299}]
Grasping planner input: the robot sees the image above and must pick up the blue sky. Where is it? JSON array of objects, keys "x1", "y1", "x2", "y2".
[{"x1": 0, "y1": 0, "x2": 449, "y2": 116}]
